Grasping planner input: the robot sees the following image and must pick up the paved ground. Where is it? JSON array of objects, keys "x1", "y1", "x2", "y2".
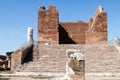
[
  {"x1": 86, "y1": 76, "x2": 120, "y2": 80},
  {"x1": 2, "y1": 76, "x2": 120, "y2": 80},
  {"x1": 0, "y1": 72, "x2": 66, "y2": 80},
  {"x1": 9, "y1": 77, "x2": 43, "y2": 80},
  {"x1": 0, "y1": 77, "x2": 65, "y2": 80},
  {"x1": 1, "y1": 77, "x2": 61, "y2": 80}
]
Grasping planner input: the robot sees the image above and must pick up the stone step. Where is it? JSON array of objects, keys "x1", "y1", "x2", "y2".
[
  {"x1": 68, "y1": 72, "x2": 84, "y2": 80},
  {"x1": 18, "y1": 44, "x2": 120, "y2": 75},
  {"x1": 19, "y1": 66, "x2": 66, "y2": 72},
  {"x1": 23, "y1": 60, "x2": 66, "y2": 66}
]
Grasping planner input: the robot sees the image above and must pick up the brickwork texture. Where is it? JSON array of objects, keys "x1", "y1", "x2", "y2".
[{"x1": 38, "y1": 5, "x2": 107, "y2": 44}]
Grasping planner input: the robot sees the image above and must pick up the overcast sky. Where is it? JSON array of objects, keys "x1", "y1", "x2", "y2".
[{"x1": 0, "y1": 0, "x2": 120, "y2": 55}]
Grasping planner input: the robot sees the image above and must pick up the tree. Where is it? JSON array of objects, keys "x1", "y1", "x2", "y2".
[{"x1": 6, "y1": 51, "x2": 14, "y2": 57}]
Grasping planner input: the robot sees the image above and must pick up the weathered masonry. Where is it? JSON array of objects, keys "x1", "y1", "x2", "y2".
[
  {"x1": 11, "y1": 5, "x2": 115, "y2": 80},
  {"x1": 38, "y1": 5, "x2": 107, "y2": 44}
]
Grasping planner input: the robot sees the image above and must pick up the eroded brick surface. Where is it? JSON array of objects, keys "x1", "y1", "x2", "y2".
[{"x1": 38, "y1": 5, "x2": 107, "y2": 44}]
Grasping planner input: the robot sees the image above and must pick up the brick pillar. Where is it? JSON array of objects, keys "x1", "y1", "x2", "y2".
[{"x1": 38, "y1": 5, "x2": 59, "y2": 44}]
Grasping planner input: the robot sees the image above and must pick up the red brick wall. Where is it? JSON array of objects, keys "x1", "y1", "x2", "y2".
[
  {"x1": 86, "y1": 12, "x2": 107, "y2": 44},
  {"x1": 11, "y1": 46, "x2": 33, "y2": 72},
  {"x1": 38, "y1": 5, "x2": 59, "y2": 44},
  {"x1": 11, "y1": 49, "x2": 22, "y2": 72},
  {"x1": 59, "y1": 21, "x2": 88, "y2": 44},
  {"x1": 38, "y1": 5, "x2": 108, "y2": 44}
]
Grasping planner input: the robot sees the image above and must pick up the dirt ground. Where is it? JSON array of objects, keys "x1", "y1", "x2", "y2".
[{"x1": 0, "y1": 76, "x2": 62, "y2": 80}]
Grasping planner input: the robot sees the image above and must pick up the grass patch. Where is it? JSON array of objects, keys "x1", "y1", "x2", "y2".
[
  {"x1": 0, "y1": 77, "x2": 9, "y2": 80},
  {"x1": 0, "y1": 70, "x2": 13, "y2": 74},
  {"x1": 31, "y1": 75, "x2": 53, "y2": 79}
]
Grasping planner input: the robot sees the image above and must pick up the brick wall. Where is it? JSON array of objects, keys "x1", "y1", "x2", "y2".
[
  {"x1": 86, "y1": 7, "x2": 107, "y2": 44},
  {"x1": 38, "y1": 5, "x2": 108, "y2": 44},
  {"x1": 11, "y1": 49, "x2": 21, "y2": 72},
  {"x1": 38, "y1": 5, "x2": 59, "y2": 44},
  {"x1": 11, "y1": 45, "x2": 33, "y2": 72},
  {"x1": 59, "y1": 21, "x2": 88, "y2": 44}
]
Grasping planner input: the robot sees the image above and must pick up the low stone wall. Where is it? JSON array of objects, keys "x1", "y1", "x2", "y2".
[{"x1": 11, "y1": 45, "x2": 33, "y2": 72}]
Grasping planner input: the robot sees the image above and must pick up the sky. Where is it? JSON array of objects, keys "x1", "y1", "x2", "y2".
[{"x1": 0, "y1": 0, "x2": 120, "y2": 55}]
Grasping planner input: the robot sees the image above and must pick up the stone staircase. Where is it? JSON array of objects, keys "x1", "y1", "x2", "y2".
[
  {"x1": 15, "y1": 44, "x2": 120, "y2": 80},
  {"x1": 17, "y1": 44, "x2": 69, "y2": 75},
  {"x1": 85, "y1": 44, "x2": 120, "y2": 80}
]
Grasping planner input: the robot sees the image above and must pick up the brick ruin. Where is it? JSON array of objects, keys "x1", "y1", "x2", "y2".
[
  {"x1": 10, "y1": 5, "x2": 120, "y2": 80},
  {"x1": 38, "y1": 5, "x2": 107, "y2": 44}
]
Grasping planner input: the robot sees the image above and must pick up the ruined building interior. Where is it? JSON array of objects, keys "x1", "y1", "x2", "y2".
[{"x1": 10, "y1": 5, "x2": 120, "y2": 80}]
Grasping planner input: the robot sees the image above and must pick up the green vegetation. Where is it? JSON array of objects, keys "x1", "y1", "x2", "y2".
[
  {"x1": 6, "y1": 51, "x2": 14, "y2": 57},
  {"x1": 0, "y1": 77, "x2": 9, "y2": 80},
  {"x1": 0, "y1": 70, "x2": 13, "y2": 74},
  {"x1": 31, "y1": 75, "x2": 53, "y2": 79}
]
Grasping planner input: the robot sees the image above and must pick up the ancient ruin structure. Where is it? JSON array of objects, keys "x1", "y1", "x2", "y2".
[
  {"x1": 38, "y1": 5, "x2": 107, "y2": 44},
  {"x1": 10, "y1": 5, "x2": 120, "y2": 80},
  {"x1": 0, "y1": 55, "x2": 7, "y2": 70}
]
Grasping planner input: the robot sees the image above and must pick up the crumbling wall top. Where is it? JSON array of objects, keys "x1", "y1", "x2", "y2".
[
  {"x1": 48, "y1": 5, "x2": 58, "y2": 14},
  {"x1": 40, "y1": 5, "x2": 46, "y2": 11},
  {"x1": 94, "y1": 6, "x2": 104, "y2": 17}
]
